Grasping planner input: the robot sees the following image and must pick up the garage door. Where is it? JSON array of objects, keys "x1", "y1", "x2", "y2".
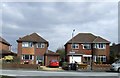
[{"x1": 69, "y1": 56, "x2": 81, "y2": 63}]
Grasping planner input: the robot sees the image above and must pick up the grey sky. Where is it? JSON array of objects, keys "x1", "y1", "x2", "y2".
[{"x1": 1, "y1": 1, "x2": 118, "y2": 52}]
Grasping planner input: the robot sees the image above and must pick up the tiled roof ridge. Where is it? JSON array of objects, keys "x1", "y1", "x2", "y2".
[{"x1": 0, "y1": 36, "x2": 11, "y2": 46}]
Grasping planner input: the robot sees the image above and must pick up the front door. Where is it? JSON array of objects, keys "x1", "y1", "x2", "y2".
[{"x1": 36, "y1": 56, "x2": 44, "y2": 65}]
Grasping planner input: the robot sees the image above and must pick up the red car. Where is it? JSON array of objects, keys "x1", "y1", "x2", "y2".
[{"x1": 49, "y1": 60, "x2": 59, "y2": 67}]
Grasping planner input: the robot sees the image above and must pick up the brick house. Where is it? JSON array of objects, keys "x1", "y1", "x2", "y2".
[
  {"x1": 0, "y1": 37, "x2": 16, "y2": 58},
  {"x1": 17, "y1": 33, "x2": 48, "y2": 65},
  {"x1": 65, "y1": 33, "x2": 110, "y2": 64},
  {"x1": 17, "y1": 33, "x2": 59, "y2": 65}
]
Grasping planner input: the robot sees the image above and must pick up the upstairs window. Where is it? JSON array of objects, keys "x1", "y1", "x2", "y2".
[
  {"x1": 22, "y1": 42, "x2": 33, "y2": 47},
  {"x1": 94, "y1": 43, "x2": 106, "y2": 49},
  {"x1": 83, "y1": 44, "x2": 91, "y2": 49},
  {"x1": 36, "y1": 43, "x2": 45, "y2": 48},
  {"x1": 71, "y1": 44, "x2": 79, "y2": 49}
]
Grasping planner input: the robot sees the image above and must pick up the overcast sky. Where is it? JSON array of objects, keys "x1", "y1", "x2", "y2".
[{"x1": 1, "y1": 1, "x2": 118, "y2": 52}]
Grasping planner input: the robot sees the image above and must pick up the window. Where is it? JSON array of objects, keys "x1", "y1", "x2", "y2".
[
  {"x1": 22, "y1": 55, "x2": 34, "y2": 60},
  {"x1": 36, "y1": 56, "x2": 44, "y2": 60},
  {"x1": 36, "y1": 43, "x2": 45, "y2": 48},
  {"x1": 95, "y1": 55, "x2": 106, "y2": 63},
  {"x1": 103, "y1": 56, "x2": 106, "y2": 62},
  {"x1": 83, "y1": 44, "x2": 91, "y2": 49},
  {"x1": 22, "y1": 42, "x2": 33, "y2": 47},
  {"x1": 94, "y1": 43, "x2": 106, "y2": 49},
  {"x1": 71, "y1": 44, "x2": 79, "y2": 49}
]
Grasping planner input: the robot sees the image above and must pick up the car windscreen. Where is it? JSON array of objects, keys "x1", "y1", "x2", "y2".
[{"x1": 51, "y1": 60, "x2": 58, "y2": 62}]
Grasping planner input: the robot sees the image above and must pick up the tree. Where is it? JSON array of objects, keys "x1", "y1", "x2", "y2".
[{"x1": 56, "y1": 47, "x2": 65, "y2": 61}]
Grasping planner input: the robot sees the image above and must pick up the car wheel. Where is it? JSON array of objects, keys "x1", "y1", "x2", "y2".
[{"x1": 118, "y1": 68, "x2": 120, "y2": 73}]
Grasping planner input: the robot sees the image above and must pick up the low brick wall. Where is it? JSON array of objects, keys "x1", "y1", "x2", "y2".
[
  {"x1": 93, "y1": 64, "x2": 111, "y2": 70},
  {"x1": 2, "y1": 63, "x2": 38, "y2": 69}
]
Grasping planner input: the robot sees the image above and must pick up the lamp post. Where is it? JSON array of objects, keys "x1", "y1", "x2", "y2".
[{"x1": 71, "y1": 29, "x2": 75, "y2": 63}]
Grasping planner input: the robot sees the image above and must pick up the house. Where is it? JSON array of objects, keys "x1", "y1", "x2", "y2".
[
  {"x1": 0, "y1": 37, "x2": 16, "y2": 59},
  {"x1": 64, "y1": 33, "x2": 110, "y2": 64},
  {"x1": 17, "y1": 32, "x2": 60, "y2": 66}
]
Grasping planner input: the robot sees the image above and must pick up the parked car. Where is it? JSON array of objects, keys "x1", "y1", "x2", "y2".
[
  {"x1": 110, "y1": 59, "x2": 120, "y2": 72},
  {"x1": 4, "y1": 55, "x2": 13, "y2": 62},
  {"x1": 49, "y1": 60, "x2": 59, "y2": 67}
]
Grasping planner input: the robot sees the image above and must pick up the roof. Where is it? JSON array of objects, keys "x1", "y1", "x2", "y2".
[
  {"x1": 17, "y1": 33, "x2": 48, "y2": 43},
  {"x1": 65, "y1": 33, "x2": 110, "y2": 44},
  {"x1": 0, "y1": 50, "x2": 17, "y2": 55},
  {"x1": 45, "y1": 50, "x2": 60, "y2": 56},
  {"x1": 0, "y1": 37, "x2": 11, "y2": 46}
]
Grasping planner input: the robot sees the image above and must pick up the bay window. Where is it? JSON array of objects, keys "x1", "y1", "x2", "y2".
[{"x1": 94, "y1": 55, "x2": 106, "y2": 63}]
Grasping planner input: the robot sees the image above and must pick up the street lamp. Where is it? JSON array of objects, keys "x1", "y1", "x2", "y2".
[{"x1": 71, "y1": 29, "x2": 75, "y2": 63}]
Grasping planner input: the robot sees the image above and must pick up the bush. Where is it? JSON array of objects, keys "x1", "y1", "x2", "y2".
[{"x1": 62, "y1": 62, "x2": 68, "y2": 67}]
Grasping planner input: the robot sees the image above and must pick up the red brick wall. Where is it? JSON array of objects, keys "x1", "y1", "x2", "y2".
[
  {"x1": 65, "y1": 43, "x2": 92, "y2": 55},
  {"x1": 17, "y1": 42, "x2": 22, "y2": 57},
  {"x1": 17, "y1": 42, "x2": 48, "y2": 64},
  {"x1": 65, "y1": 43, "x2": 110, "y2": 63},
  {"x1": 44, "y1": 55, "x2": 60, "y2": 66},
  {"x1": 0, "y1": 42, "x2": 10, "y2": 51},
  {"x1": 35, "y1": 44, "x2": 48, "y2": 56}
]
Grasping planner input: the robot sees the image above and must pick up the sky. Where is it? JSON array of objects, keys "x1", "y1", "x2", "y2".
[{"x1": 1, "y1": 1, "x2": 119, "y2": 52}]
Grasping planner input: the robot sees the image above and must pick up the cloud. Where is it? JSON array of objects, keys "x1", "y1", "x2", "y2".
[{"x1": 1, "y1": 2, "x2": 118, "y2": 52}]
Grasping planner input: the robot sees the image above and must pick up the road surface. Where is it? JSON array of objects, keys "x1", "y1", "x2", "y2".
[{"x1": 0, "y1": 69, "x2": 119, "y2": 78}]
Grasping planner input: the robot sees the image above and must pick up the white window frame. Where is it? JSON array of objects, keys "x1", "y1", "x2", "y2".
[
  {"x1": 82, "y1": 44, "x2": 91, "y2": 49},
  {"x1": 103, "y1": 56, "x2": 106, "y2": 62},
  {"x1": 22, "y1": 42, "x2": 33, "y2": 48},
  {"x1": 36, "y1": 43, "x2": 45, "y2": 48},
  {"x1": 71, "y1": 44, "x2": 79, "y2": 49},
  {"x1": 93, "y1": 56, "x2": 96, "y2": 62},
  {"x1": 96, "y1": 55, "x2": 106, "y2": 62},
  {"x1": 94, "y1": 43, "x2": 106, "y2": 49},
  {"x1": 22, "y1": 55, "x2": 34, "y2": 60}
]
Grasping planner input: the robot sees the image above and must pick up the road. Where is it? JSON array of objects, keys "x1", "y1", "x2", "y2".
[{"x1": 0, "y1": 69, "x2": 119, "y2": 78}]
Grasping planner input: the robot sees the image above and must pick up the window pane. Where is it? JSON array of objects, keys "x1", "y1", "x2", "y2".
[
  {"x1": 30, "y1": 55, "x2": 32, "y2": 60},
  {"x1": 71, "y1": 44, "x2": 79, "y2": 49},
  {"x1": 37, "y1": 43, "x2": 45, "y2": 48},
  {"x1": 25, "y1": 55, "x2": 29, "y2": 60},
  {"x1": 22, "y1": 42, "x2": 33, "y2": 47},
  {"x1": 83, "y1": 44, "x2": 91, "y2": 49}
]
